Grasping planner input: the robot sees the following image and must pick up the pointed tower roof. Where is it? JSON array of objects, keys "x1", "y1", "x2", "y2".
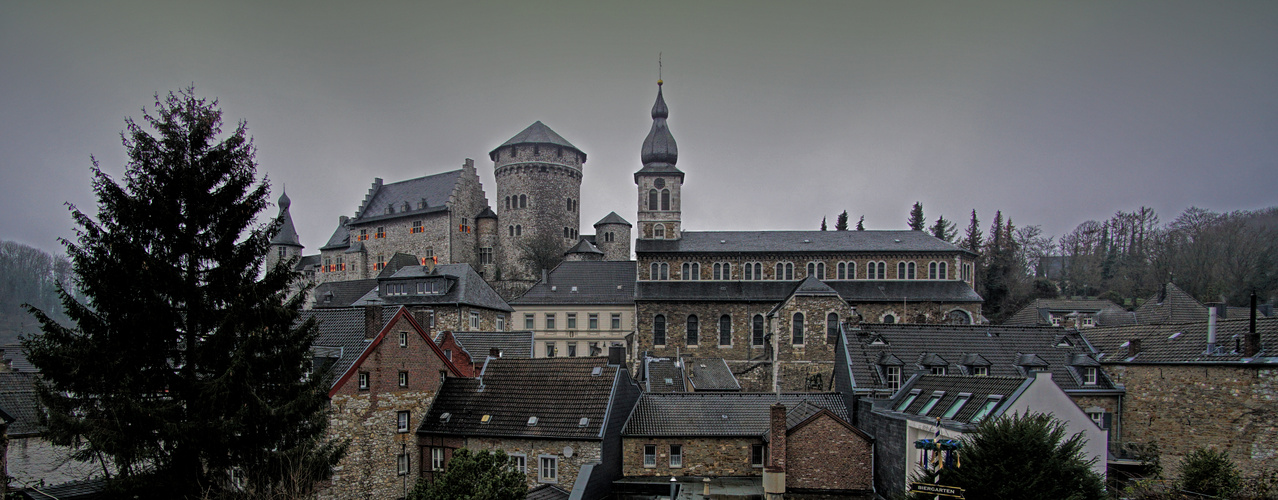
[
  {"x1": 566, "y1": 239, "x2": 605, "y2": 256},
  {"x1": 270, "y1": 190, "x2": 302, "y2": 247},
  {"x1": 594, "y1": 211, "x2": 632, "y2": 227},
  {"x1": 636, "y1": 81, "x2": 683, "y2": 179},
  {"x1": 489, "y1": 121, "x2": 584, "y2": 160}
]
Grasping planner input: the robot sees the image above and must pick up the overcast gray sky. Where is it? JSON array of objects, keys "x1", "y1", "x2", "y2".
[{"x1": 3, "y1": 1, "x2": 1276, "y2": 256}]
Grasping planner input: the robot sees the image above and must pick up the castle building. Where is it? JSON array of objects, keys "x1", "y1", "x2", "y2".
[
  {"x1": 271, "y1": 123, "x2": 632, "y2": 301},
  {"x1": 630, "y1": 80, "x2": 984, "y2": 392}
]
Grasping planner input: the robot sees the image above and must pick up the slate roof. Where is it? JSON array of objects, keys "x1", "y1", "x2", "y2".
[
  {"x1": 511, "y1": 261, "x2": 636, "y2": 306},
  {"x1": 269, "y1": 192, "x2": 302, "y2": 247},
  {"x1": 359, "y1": 264, "x2": 513, "y2": 312},
  {"x1": 294, "y1": 254, "x2": 321, "y2": 272},
  {"x1": 351, "y1": 170, "x2": 461, "y2": 224},
  {"x1": 636, "y1": 280, "x2": 982, "y2": 304},
  {"x1": 312, "y1": 279, "x2": 378, "y2": 308},
  {"x1": 684, "y1": 358, "x2": 741, "y2": 391},
  {"x1": 525, "y1": 484, "x2": 570, "y2": 500},
  {"x1": 17, "y1": 478, "x2": 111, "y2": 500},
  {"x1": 440, "y1": 331, "x2": 535, "y2": 360},
  {"x1": 320, "y1": 220, "x2": 350, "y2": 251},
  {"x1": 1085, "y1": 317, "x2": 1278, "y2": 364},
  {"x1": 1135, "y1": 283, "x2": 1209, "y2": 325},
  {"x1": 297, "y1": 307, "x2": 372, "y2": 388},
  {"x1": 635, "y1": 230, "x2": 971, "y2": 254},
  {"x1": 594, "y1": 212, "x2": 632, "y2": 227},
  {"x1": 490, "y1": 121, "x2": 584, "y2": 158},
  {"x1": 2, "y1": 344, "x2": 36, "y2": 373},
  {"x1": 842, "y1": 324, "x2": 1117, "y2": 395},
  {"x1": 566, "y1": 239, "x2": 604, "y2": 255},
  {"x1": 418, "y1": 358, "x2": 623, "y2": 440},
  {"x1": 0, "y1": 372, "x2": 42, "y2": 436},
  {"x1": 642, "y1": 357, "x2": 686, "y2": 393},
  {"x1": 1005, "y1": 299, "x2": 1132, "y2": 327},
  {"x1": 378, "y1": 252, "x2": 423, "y2": 278},
  {"x1": 637, "y1": 83, "x2": 680, "y2": 173},
  {"x1": 622, "y1": 393, "x2": 849, "y2": 437},
  {"x1": 886, "y1": 375, "x2": 1029, "y2": 424}
]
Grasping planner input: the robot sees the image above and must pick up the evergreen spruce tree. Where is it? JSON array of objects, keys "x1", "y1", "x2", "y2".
[
  {"x1": 962, "y1": 210, "x2": 982, "y2": 253},
  {"x1": 908, "y1": 202, "x2": 926, "y2": 231},
  {"x1": 919, "y1": 412, "x2": 1105, "y2": 500},
  {"x1": 929, "y1": 214, "x2": 956, "y2": 243},
  {"x1": 856, "y1": 215, "x2": 866, "y2": 231},
  {"x1": 820, "y1": 216, "x2": 827, "y2": 231},
  {"x1": 24, "y1": 88, "x2": 345, "y2": 496},
  {"x1": 835, "y1": 211, "x2": 850, "y2": 231}
]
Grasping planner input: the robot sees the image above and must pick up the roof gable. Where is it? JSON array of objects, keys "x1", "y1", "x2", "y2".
[{"x1": 329, "y1": 306, "x2": 464, "y2": 397}]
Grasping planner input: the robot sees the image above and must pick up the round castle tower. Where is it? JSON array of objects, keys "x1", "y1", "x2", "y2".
[{"x1": 491, "y1": 121, "x2": 585, "y2": 280}]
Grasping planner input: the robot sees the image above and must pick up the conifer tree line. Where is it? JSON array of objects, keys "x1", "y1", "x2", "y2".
[
  {"x1": 0, "y1": 241, "x2": 76, "y2": 343},
  {"x1": 823, "y1": 203, "x2": 1278, "y2": 322}
]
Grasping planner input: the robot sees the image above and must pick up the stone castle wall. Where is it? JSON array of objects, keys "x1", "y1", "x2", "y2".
[{"x1": 1104, "y1": 364, "x2": 1278, "y2": 478}]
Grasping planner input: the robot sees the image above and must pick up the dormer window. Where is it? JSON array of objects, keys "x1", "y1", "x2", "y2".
[
  {"x1": 931, "y1": 366, "x2": 948, "y2": 375},
  {"x1": 971, "y1": 366, "x2": 989, "y2": 376},
  {"x1": 1083, "y1": 367, "x2": 1097, "y2": 385},
  {"x1": 885, "y1": 366, "x2": 902, "y2": 392},
  {"x1": 386, "y1": 204, "x2": 394, "y2": 214}
]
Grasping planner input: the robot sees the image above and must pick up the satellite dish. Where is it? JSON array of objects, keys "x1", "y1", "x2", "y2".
[{"x1": 563, "y1": 446, "x2": 574, "y2": 458}]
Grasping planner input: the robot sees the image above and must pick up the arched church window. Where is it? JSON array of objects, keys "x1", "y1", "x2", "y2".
[
  {"x1": 654, "y1": 224, "x2": 665, "y2": 239},
  {"x1": 648, "y1": 189, "x2": 658, "y2": 211},
  {"x1": 661, "y1": 189, "x2": 670, "y2": 211}
]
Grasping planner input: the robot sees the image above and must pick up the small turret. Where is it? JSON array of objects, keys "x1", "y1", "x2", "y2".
[{"x1": 268, "y1": 189, "x2": 304, "y2": 270}]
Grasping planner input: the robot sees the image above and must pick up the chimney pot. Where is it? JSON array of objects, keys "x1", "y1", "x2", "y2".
[{"x1": 1128, "y1": 339, "x2": 1142, "y2": 358}]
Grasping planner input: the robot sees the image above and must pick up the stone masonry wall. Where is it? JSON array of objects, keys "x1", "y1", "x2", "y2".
[
  {"x1": 622, "y1": 437, "x2": 761, "y2": 478},
  {"x1": 1106, "y1": 364, "x2": 1278, "y2": 477},
  {"x1": 785, "y1": 413, "x2": 873, "y2": 492},
  {"x1": 464, "y1": 437, "x2": 601, "y2": 490},
  {"x1": 495, "y1": 143, "x2": 582, "y2": 282},
  {"x1": 638, "y1": 253, "x2": 967, "y2": 282},
  {"x1": 1070, "y1": 394, "x2": 1123, "y2": 454}
]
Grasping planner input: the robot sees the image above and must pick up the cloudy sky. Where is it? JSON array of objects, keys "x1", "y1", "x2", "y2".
[{"x1": 3, "y1": 1, "x2": 1276, "y2": 256}]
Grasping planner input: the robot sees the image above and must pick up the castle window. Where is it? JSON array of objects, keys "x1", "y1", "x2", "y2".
[
  {"x1": 376, "y1": 226, "x2": 385, "y2": 239},
  {"x1": 510, "y1": 146, "x2": 517, "y2": 158},
  {"x1": 567, "y1": 199, "x2": 572, "y2": 212},
  {"x1": 660, "y1": 189, "x2": 670, "y2": 211},
  {"x1": 336, "y1": 255, "x2": 344, "y2": 271},
  {"x1": 359, "y1": 229, "x2": 367, "y2": 241},
  {"x1": 564, "y1": 227, "x2": 570, "y2": 238},
  {"x1": 648, "y1": 189, "x2": 658, "y2": 210},
  {"x1": 897, "y1": 262, "x2": 906, "y2": 279},
  {"x1": 719, "y1": 315, "x2": 732, "y2": 346},
  {"x1": 412, "y1": 220, "x2": 422, "y2": 233},
  {"x1": 654, "y1": 314, "x2": 666, "y2": 346},
  {"x1": 324, "y1": 257, "x2": 332, "y2": 272},
  {"x1": 686, "y1": 315, "x2": 699, "y2": 345},
  {"x1": 515, "y1": 225, "x2": 522, "y2": 236},
  {"x1": 505, "y1": 196, "x2": 511, "y2": 210},
  {"x1": 939, "y1": 262, "x2": 948, "y2": 279},
  {"x1": 654, "y1": 224, "x2": 665, "y2": 239},
  {"x1": 402, "y1": 202, "x2": 410, "y2": 212},
  {"x1": 519, "y1": 194, "x2": 527, "y2": 208},
  {"x1": 375, "y1": 254, "x2": 385, "y2": 271},
  {"x1": 479, "y1": 247, "x2": 493, "y2": 265},
  {"x1": 752, "y1": 314, "x2": 765, "y2": 346},
  {"x1": 792, "y1": 313, "x2": 804, "y2": 345},
  {"x1": 460, "y1": 218, "x2": 470, "y2": 233},
  {"x1": 775, "y1": 262, "x2": 794, "y2": 280},
  {"x1": 557, "y1": 147, "x2": 563, "y2": 158},
  {"x1": 509, "y1": 225, "x2": 514, "y2": 237}
]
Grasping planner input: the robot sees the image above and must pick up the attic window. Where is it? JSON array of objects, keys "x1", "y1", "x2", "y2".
[
  {"x1": 942, "y1": 393, "x2": 972, "y2": 419},
  {"x1": 1169, "y1": 332, "x2": 1183, "y2": 340},
  {"x1": 386, "y1": 204, "x2": 394, "y2": 214},
  {"x1": 663, "y1": 378, "x2": 673, "y2": 385},
  {"x1": 480, "y1": 414, "x2": 491, "y2": 424},
  {"x1": 1056, "y1": 337, "x2": 1074, "y2": 347},
  {"x1": 895, "y1": 389, "x2": 921, "y2": 412},
  {"x1": 440, "y1": 412, "x2": 451, "y2": 423},
  {"x1": 918, "y1": 391, "x2": 945, "y2": 416},
  {"x1": 419, "y1": 198, "x2": 427, "y2": 209},
  {"x1": 591, "y1": 366, "x2": 603, "y2": 377},
  {"x1": 578, "y1": 417, "x2": 589, "y2": 427},
  {"x1": 970, "y1": 396, "x2": 1003, "y2": 423},
  {"x1": 527, "y1": 416, "x2": 538, "y2": 426},
  {"x1": 571, "y1": 286, "x2": 579, "y2": 293}
]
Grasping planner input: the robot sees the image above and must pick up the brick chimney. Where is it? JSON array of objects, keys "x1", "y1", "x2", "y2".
[
  {"x1": 1127, "y1": 339, "x2": 1141, "y2": 358},
  {"x1": 1246, "y1": 292, "x2": 1262, "y2": 357},
  {"x1": 364, "y1": 306, "x2": 383, "y2": 339},
  {"x1": 763, "y1": 403, "x2": 787, "y2": 497}
]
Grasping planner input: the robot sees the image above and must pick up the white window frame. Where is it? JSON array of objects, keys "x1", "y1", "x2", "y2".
[
  {"x1": 397, "y1": 411, "x2": 410, "y2": 433},
  {"x1": 1083, "y1": 367, "x2": 1098, "y2": 385},
  {"x1": 497, "y1": 315, "x2": 506, "y2": 331},
  {"x1": 470, "y1": 311, "x2": 480, "y2": 329},
  {"x1": 399, "y1": 331, "x2": 408, "y2": 347},
  {"x1": 589, "y1": 313, "x2": 599, "y2": 330},
  {"x1": 611, "y1": 313, "x2": 622, "y2": 330},
  {"x1": 1089, "y1": 412, "x2": 1105, "y2": 428},
  {"x1": 398, "y1": 371, "x2": 408, "y2": 388},
  {"x1": 972, "y1": 366, "x2": 989, "y2": 376},
  {"x1": 886, "y1": 366, "x2": 902, "y2": 392},
  {"x1": 398, "y1": 453, "x2": 410, "y2": 476},
  {"x1": 539, "y1": 455, "x2": 558, "y2": 483},
  {"x1": 643, "y1": 444, "x2": 656, "y2": 468},
  {"x1": 358, "y1": 372, "x2": 369, "y2": 390},
  {"x1": 669, "y1": 444, "x2": 683, "y2": 468},
  {"x1": 509, "y1": 453, "x2": 526, "y2": 473},
  {"x1": 431, "y1": 447, "x2": 446, "y2": 471}
]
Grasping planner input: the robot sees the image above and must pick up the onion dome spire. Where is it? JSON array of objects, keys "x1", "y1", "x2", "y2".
[
  {"x1": 270, "y1": 188, "x2": 301, "y2": 247},
  {"x1": 640, "y1": 81, "x2": 679, "y2": 168}
]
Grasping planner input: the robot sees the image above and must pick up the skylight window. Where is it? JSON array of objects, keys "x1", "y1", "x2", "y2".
[
  {"x1": 970, "y1": 396, "x2": 1003, "y2": 423},
  {"x1": 895, "y1": 390, "x2": 921, "y2": 412},
  {"x1": 917, "y1": 391, "x2": 945, "y2": 416},
  {"x1": 942, "y1": 394, "x2": 971, "y2": 419},
  {"x1": 527, "y1": 416, "x2": 538, "y2": 426},
  {"x1": 1169, "y1": 332, "x2": 1183, "y2": 340}
]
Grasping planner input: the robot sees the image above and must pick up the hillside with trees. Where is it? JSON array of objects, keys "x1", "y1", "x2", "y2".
[{"x1": 0, "y1": 240, "x2": 74, "y2": 346}]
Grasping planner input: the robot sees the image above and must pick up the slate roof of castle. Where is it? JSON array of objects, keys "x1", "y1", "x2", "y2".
[
  {"x1": 294, "y1": 254, "x2": 321, "y2": 272},
  {"x1": 2, "y1": 344, "x2": 36, "y2": 373},
  {"x1": 511, "y1": 261, "x2": 636, "y2": 306},
  {"x1": 438, "y1": 331, "x2": 535, "y2": 360},
  {"x1": 351, "y1": 170, "x2": 461, "y2": 224},
  {"x1": 269, "y1": 192, "x2": 302, "y2": 247},
  {"x1": 418, "y1": 358, "x2": 623, "y2": 440},
  {"x1": 358, "y1": 264, "x2": 513, "y2": 312},
  {"x1": 594, "y1": 211, "x2": 632, "y2": 227},
  {"x1": 622, "y1": 392, "x2": 848, "y2": 437},
  {"x1": 1085, "y1": 317, "x2": 1278, "y2": 364},
  {"x1": 635, "y1": 230, "x2": 972, "y2": 254},
  {"x1": 312, "y1": 279, "x2": 379, "y2": 308},
  {"x1": 0, "y1": 372, "x2": 42, "y2": 436},
  {"x1": 378, "y1": 252, "x2": 423, "y2": 278},
  {"x1": 886, "y1": 375, "x2": 1030, "y2": 424},
  {"x1": 842, "y1": 324, "x2": 1116, "y2": 394},
  {"x1": 636, "y1": 280, "x2": 982, "y2": 304},
  {"x1": 320, "y1": 222, "x2": 350, "y2": 251},
  {"x1": 491, "y1": 121, "x2": 583, "y2": 156},
  {"x1": 684, "y1": 357, "x2": 741, "y2": 391},
  {"x1": 566, "y1": 239, "x2": 604, "y2": 255},
  {"x1": 1005, "y1": 298, "x2": 1133, "y2": 327},
  {"x1": 16, "y1": 478, "x2": 111, "y2": 500}
]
